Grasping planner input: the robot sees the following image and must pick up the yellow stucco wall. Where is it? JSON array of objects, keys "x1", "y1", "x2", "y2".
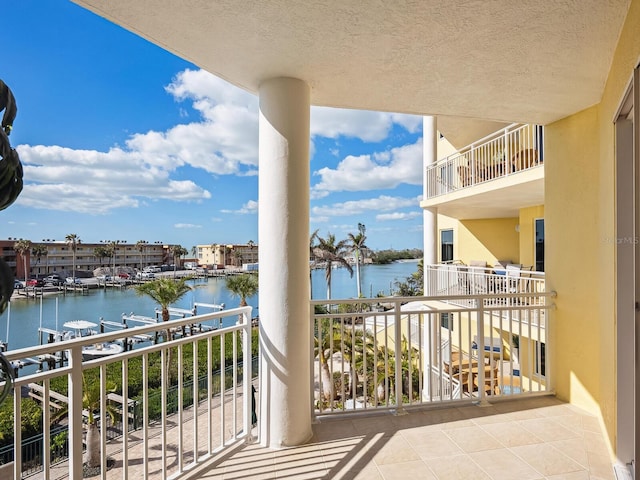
[
  {"x1": 436, "y1": 215, "x2": 519, "y2": 266},
  {"x1": 547, "y1": 105, "x2": 604, "y2": 423},
  {"x1": 519, "y1": 205, "x2": 544, "y2": 269},
  {"x1": 545, "y1": 0, "x2": 640, "y2": 455}
]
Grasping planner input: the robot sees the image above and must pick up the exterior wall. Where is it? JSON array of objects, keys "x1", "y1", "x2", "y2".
[
  {"x1": 545, "y1": 0, "x2": 640, "y2": 455},
  {"x1": 436, "y1": 215, "x2": 519, "y2": 266},
  {"x1": 518, "y1": 205, "x2": 544, "y2": 269},
  {"x1": 547, "y1": 106, "x2": 603, "y2": 420},
  {"x1": 197, "y1": 244, "x2": 259, "y2": 268},
  {"x1": 0, "y1": 240, "x2": 165, "y2": 277}
]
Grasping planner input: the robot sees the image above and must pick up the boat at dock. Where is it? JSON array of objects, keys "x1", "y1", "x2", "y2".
[{"x1": 39, "y1": 319, "x2": 125, "y2": 361}]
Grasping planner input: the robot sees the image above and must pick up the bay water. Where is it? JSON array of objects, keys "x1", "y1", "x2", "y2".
[{"x1": 1, "y1": 260, "x2": 419, "y2": 351}]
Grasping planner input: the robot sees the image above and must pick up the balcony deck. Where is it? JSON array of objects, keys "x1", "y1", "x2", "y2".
[{"x1": 190, "y1": 396, "x2": 614, "y2": 480}]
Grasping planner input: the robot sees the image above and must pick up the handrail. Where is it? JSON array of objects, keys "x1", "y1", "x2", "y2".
[
  {"x1": 425, "y1": 123, "x2": 544, "y2": 198},
  {"x1": 311, "y1": 292, "x2": 555, "y2": 418},
  {"x1": 1, "y1": 306, "x2": 253, "y2": 480}
]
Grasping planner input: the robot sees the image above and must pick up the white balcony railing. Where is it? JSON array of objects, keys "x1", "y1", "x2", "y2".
[
  {"x1": 424, "y1": 263, "x2": 546, "y2": 317},
  {"x1": 0, "y1": 306, "x2": 253, "y2": 480},
  {"x1": 1, "y1": 291, "x2": 554, "y2": 478},
  {"x1": 311, "y1": 291, "x2": 554, "y2": 418},
  {"x1": 425, "y1": 123, "x2": 544, "y2": 199}
]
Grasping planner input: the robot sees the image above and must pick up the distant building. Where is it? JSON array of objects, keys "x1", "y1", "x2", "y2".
[
  {"x1": 196, "y1": 243, "x2": 258, "y2": 269},
  {"x1": 0, "y1": 239, "x2": 165, "y2": 277}
]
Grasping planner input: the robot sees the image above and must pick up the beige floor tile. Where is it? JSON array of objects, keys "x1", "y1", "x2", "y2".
[
  {"x1": 312, "y1": 419, "x2": 359, "y2": 442},
  {"x1": 372, "y1": 435, "x2": 420, "y2": 465},
  {"x1": 60, "y1": 395, "x2": 613, "y2": 480},
  {"x1": 587, "y1": 451, "x2": 616, "y2": 480},
  {"x1": 519, "y1": 417, "x2": 581, "y2": 442},
  {"x1": 469, "y1": 448, "x2": 543, "y2": 480},
  {"x1": 480, "y1": 420, "x2": 544, "y2": 447},
  {"x1": 351, "y1": 414, "x2": 396, "y2": 435},
  {"x1": 545, "y1": 471, "x2": 590, "y2": 480},
  {"x1": 423, "y1": 453, "x2": 491, "y2": 480},
  {"x1": 548, "y1": 438, "x2": 590, "y2": 468},
  {"x1": 377, "y1": 459, "x2": 437, "y2": 480},
  {"x1": 408, "y1": 430, "x2": 464, "y2": 459},
  {"x1": 343, "y1": 464, "x2": 384, "y2": 480},
  {"x1": 510, "y1": 443, "x2": 585, "y2": 476},
  {"x1": 442, "y1": 424, "x2": 503, "y2": 453}
]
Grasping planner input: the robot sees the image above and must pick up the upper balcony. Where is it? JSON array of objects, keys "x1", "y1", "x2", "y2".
[{"x1": 421, "y1": 124, "x2": 545, "y2": 219}]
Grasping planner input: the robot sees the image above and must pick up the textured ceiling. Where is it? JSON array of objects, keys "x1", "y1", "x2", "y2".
[{"x1": 74, "y1": 0, "x2": 630, "y2": 130}]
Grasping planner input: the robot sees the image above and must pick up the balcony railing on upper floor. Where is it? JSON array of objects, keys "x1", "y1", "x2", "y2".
[{"x1": 425, "y1": 124, "x2": 544, "y2": 199}]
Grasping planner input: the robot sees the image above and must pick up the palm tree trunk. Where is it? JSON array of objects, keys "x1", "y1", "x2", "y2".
[
  {"x1": 84, "y1": 422, "x2": 101, "y2": 467},
  {"x1": 355, "y1": 250, "x2": 362, "y2": 297},
  {"x1": 319, "y1": 352, "x2": 334, "y2": 401}
]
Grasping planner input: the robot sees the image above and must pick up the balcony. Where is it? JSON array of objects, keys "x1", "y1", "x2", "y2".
[
  {"x1": 0, "y1": 293, "x2": 615, "y2": 479},
  {"x1": 422, "y1": 124, "x2": 544, "y2": 219}
]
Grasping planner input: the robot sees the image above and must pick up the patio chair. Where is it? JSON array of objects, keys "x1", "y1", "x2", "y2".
[
  {"x1": 469, "y1": 260, "x2": 488, "y2": 295},
  {"x1": 510, "y1": 148, "x2": 539, "y2": 172},
  {"x1": 473, "y1": 362, "x2": 500, "y2": 396}
]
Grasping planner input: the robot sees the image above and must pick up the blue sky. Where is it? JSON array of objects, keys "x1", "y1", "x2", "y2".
[{"x1": 3, "y1": 1, "x2": 425, "y2": 251}]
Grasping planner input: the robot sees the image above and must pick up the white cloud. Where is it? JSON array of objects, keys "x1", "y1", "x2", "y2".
[
  {"x1": 376, "y1": 212, "x2": 421, "y2": 221},
  {"x1": 17, "y1": 145, "x2": 210, "y2": 214},
  {"x1": 312, "y1": 195, "x2": 420, "y2": 217},
  {"x1": 15, "y1": 68, "x2": 422, "y2": 215},
  {"x1": 174, "y1": 223, "x2": 202, "y2": 229},
  {"x1": 312, "y1": 139, "x2": 423, "y2": 196},
  {"x1": 311, "y1": 108, "x2": 421, "y2": 142},
  {"x1": 221, "y1": 200, "x2": 258, "y2": 215}
]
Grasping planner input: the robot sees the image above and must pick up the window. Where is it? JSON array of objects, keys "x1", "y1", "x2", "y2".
[
  {"x1": 535, "y1": 341, "x2": 546, "y2": 377},
  {"x1": 440, "y1": 229, "x2": 454, "y2": 263},
  {"x1": 535, "y1": 219, "x2": 545, "y2": 272},
  {"x1": 440, "y1": 312, "x2": 453, "y2": 331}
]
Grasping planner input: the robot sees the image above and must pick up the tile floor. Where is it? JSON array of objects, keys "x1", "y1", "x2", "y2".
[{"x1": 188, "y1": 396, "x2": 616, "y2": 480}]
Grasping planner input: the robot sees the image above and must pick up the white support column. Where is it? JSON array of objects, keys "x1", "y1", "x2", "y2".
[
  {"x1": 423, "y1": 115, "x2": 438, "y2": 277},
  {"x1": 423, "y1": 116, "x2": 438, "y2": 401},
  {"x1": 258, "y1": 77, "x2": 312, "y2": 448}
]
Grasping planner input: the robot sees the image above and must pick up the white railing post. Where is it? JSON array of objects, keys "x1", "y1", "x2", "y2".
[
  {"x1": 68, "y1": 345, "x2": 84, "y2": 480},
  {"x1": 470, "y1": 146, "x2": 476, "y2": 185},
  {"x1": 393, "y1": 301, "x2": 405, "y2": 414},
  {"x1": 475, "y1": 303, "x2": 490, "y2": 407},
  {"x1": 504, "y1": 127, "x2": 511, "y2": 177},
  {"x1": 243, "y1": 307, "x2": 253, "y2": 441}
]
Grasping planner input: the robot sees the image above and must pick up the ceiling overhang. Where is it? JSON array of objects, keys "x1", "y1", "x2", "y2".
[{"x1": 73, "y1": 1, "x2": 631, "y2": 127}]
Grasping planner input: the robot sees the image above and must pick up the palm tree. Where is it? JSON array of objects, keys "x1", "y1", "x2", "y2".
[
  {"x1": 210, "y1": 243, "x2": 218, "y2": 267},
  {"x1": 171, "y1": 244, "x2": 188, "y2": 274},
  {"x1": 65, "y1": 234, "x2": 80, "y2": 281},
  {"x1": 31, "y1": 244, "x2": 48, "y2": 275},
  {"x1": 347, "y1": 223, "x2": 368, "y2": 298},
  {"x1": 312, "y1": 232, "x2": 354, "y2": 299},
  {"x1": 93, "y1": 246, "x2": 109, "y2": 268},
  {"x1": 135, "y1": 278, "x2": 192, "y2": 381},
  {"x1": 225, "y1": 273, "x2": 258, "y2": 307},
  {"x1": 313, "y1": 318, "x2": 342, "y2": 402},
  {"x1": 82, "y1": 374, "x2": 117, "y2": 468},
  {"x1": 224, "y1": 246, "x2": 231, "y2": 267},
  {"x1": 14, "y1": 239, "x2": 32, "y2": 282},
  {"x1": 105, "y1": 240, "x2": 120, "y2": 276},
  {"x1": 233, "y1": 250, "x2": 243, "y2": 268},
  {"x1": 136, "y1": 240, "x2": 148, "y2": 272}
]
